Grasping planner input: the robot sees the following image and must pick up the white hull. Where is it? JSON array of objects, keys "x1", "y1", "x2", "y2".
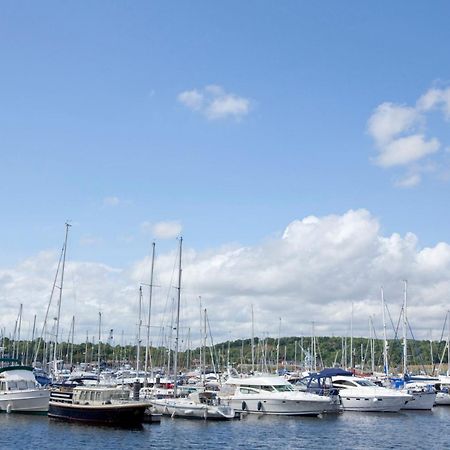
[
  {"x1": 435, "y1": 392, "x2": 450, "y2": 405},
  {"x1": 223, "y1": 394, "x2": 330, "y2": 416},
  {"x1": 151, "y1": 398, "x2": 235, "y2": 420},
  {"x1": 339, "y1": 394, "x2": 409, "y2": 412},
  {"x1": 0, "y1": 389, "x2": 50, "y2": 413},
  {"x1": 401, "y1": 391, "x2": 436, "y2": 410}
]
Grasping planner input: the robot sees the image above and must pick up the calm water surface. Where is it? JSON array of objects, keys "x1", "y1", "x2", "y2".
[{"x1": 1, "y1": 408, "x2": 449, "y2": 450}]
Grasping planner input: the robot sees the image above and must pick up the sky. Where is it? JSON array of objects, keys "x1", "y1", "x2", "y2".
[{"x1": 1, "y1": 1, "x2": 450, "y2": 347}]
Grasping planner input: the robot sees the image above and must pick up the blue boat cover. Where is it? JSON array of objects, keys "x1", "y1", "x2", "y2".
[{"x1": 317, "y1": 368, "x2": 353, "y2": 378}]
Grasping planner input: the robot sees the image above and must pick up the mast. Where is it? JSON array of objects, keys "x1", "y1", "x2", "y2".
[
  {"x1": 448, "y1": 311, "x2": 450, "y2": 377},
  {"x1": 402, "y1": 280, "x2": 408, "y2": 377},
  {"x1": 70, "y1": 316, "x2": 75, "y2": 368},
  {"x1": 53, "y1": 222, "x2": 70, "y2": 377},
  {"x1": 199, "y1": 296, "x2": 203, "y2": 380},
  {"x1": 381, "y1": 286, "x2": 389, "y2": 375},
  {"x1": 136, "y1": 286, "x2": 143, "y2": 376},
  {"x1": 276, "y1": 317, "x2": 281, "y2": 374},
  {"x1": 369, "y1": 316, "x2": 375, "y2": 374},
  {"x1": 97, "y1": 312, "x2": 101, "y2": 384},
  {"x1": 203, "y1": 307, "x2": 207, "y2": 382},
  {"x1": 173, "y1": 237, "x2": 182, "y2": 398},
  {"x1": 16, "y1": 304, "x2": 23, "y2": 361},
  {"x1": 84, "y1": 331, "x2": 88, "y2": 366},
  {"x1": 350, "y1": 302, "x2": 354, "y2": 369},
  {"x1": 144, "y1": 242, "x2": 156, "y2": 385},
  {"x1": 251, "y1": 304, "x2": 255, "y2": 372}
]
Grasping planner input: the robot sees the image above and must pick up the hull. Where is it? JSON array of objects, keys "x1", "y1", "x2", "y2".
[
  {"x1": 151, "y1": 399, "x2": 235, "y2": 420},
  {"x1": 0, "y1": 389, "x2": 50, "y2": 413},
  {"x1": 224, "y1": 396, "x2": 330, "y2": 416},
  {"x1": 401, "y1": 391, "x2": 436, "y2": 410},
  {"x1": 48, "y1": 402, "x2": 148, "y2": 425},
  {"x1": 339, "y1": 395, "x2": 409, "y2": 412}
]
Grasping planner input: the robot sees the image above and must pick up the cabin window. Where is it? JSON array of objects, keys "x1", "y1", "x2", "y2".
[
  {"x1": 354, "y1": 379, "x2": 375, "y2": 387},
  {"x1": 240, "y1": 387, "x2": 259, "y2": 394},
  {"x1": 8, "y1": 381, "x2": 17, "y2": 390},
  {"x1": 0, "y1": 381, "x2": 5, "y2": 391},
  {"x1": 260, "y1": 385, "x2": 275, "y2": 392},
  {"x1": 274, "y1": 385, "x2": 293, "y2": 392}
]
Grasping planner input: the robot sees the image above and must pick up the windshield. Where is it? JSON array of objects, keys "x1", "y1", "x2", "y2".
[{"x1": 274, "y1": 385, "x2": 294, "y2": 392}]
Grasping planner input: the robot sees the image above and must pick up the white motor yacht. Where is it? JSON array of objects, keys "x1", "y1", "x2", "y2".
[
  {"x1": 332, "y1": 375, "x2": 412, "y2": 412},
  {"x1": 399, "y1": 381, "x2": 436, "y2": 410},
  {"x1": 432, "y1": 376, "x2": 450, "y2": 406},
  {"x1": 0, "y1": 364, "x2": 50, "y2": 413},
  {"x1": 219, "y1": 375, "x2": 331, "y2": 416}
]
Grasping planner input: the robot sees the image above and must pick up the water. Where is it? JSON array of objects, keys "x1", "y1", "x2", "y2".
[{"x1": 1, "y1": 408, "x2": 449, "y2": 450}]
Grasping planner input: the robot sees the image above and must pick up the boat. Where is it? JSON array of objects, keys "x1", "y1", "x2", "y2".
[
  {"x1": 48, "y1": 382, "x2": 149, "y2": 425},
  {"x1": 294, "y1": 368, "x2": 344, "y2": 413},
  {"x1": 0, "y1": 360, "x2": 50, "y2": 413},
  {"x1": 219, "y1": 374, "x2": 332, "y2": 415},
  {"x1": 389, "y1": 378, "x2": 436, "y2": 410},
  {"x1": 151, "y1": 391, "x2": 235, "y2": 420},
  {"x1": 332, "y1": 374, "x2": 412, "y2": 412}
]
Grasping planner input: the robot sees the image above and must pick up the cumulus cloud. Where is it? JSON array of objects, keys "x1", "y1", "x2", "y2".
[
  {"x1": 177, "y1": 85, "x2": 251, "y2": 120},
  {"x1": 367, "y1": 85, "x2": 450, "y2": 185},
  {"x1": 3, "y1": 210, "x2": 448, "y2": 347}
]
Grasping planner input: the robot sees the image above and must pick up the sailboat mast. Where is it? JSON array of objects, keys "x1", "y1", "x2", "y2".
[
  {"x1": 199, "y1": 296, "x2": 203, "y2": 381},
  {"x1": 448, "y1": 311, "x2": 450, "y2": 377},
  {"x1": 173, "y1": 237, "x2": 182, "y2": 398},
  {"x1": 53, "y1": 222, "x2": 70, "y2": 377},
  {"x1": 402, "y1": 280, "x2": 408, "y2": 377},
  {"x1": 144, "y1": 242, "x2": 156, "y2": 384},
  {"x1": 381, "y1": 286, "x2": 389, "y2": 375},
  {"x1": 350, "y1": 302, "x2": 354, "y2": 370},
  {"x1": 136, "y1": 286, "x2": 142, "y2": 375},
  {"x1": 276, "y1": 318, "x2": 281, "y2": 374},
  {"x1": 251, "y1": 304, "x2": 255, "y2": 372},
  {"x1": 97, "y1": 312, "x2": 101, "y2": 384}
]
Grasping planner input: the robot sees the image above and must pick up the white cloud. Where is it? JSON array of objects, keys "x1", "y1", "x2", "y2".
[
  {"x1": 367, "y1": 85, "x2": 450, "y2": 184},
  {"x1": 141, "y1": 220, "x2": 182, "y2": 239},
  {"x1": 417, "y1": 87, "x2": 450, "y2": 119},
  {"x1": 177, "y1": 85, "x2": 251, "y2": 120},
  {"x1": 103, "y1": 196, "x2": 120, "y2": 207},
  {"x1": 3, "y1": 210, "x2": 450, "y2": 346},
  {"x1": 152, "y1": 221, "x2": 182, "y2": 239},
  {"x1": 394, "y1": 173, "x2": 421, "y2": 188},
  {"x1": 368, "y1": 102, "x2": 420, "y2": 146},
  {"x1": 377, "y1": 134, "x2": 440, "y2": 167}
]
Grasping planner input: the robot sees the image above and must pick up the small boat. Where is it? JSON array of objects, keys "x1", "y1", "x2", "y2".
[
  {"x1": 151, "y1": 391, "x2": 236, "y2": 420},
  {"x1": 220, "y1": 375, "x2": 332, "y2": 416},
  {"x1": 48, "y1": 382, "x2": 149, "y2": 426},
  {"x1": 332, "y1": 375, "x2": 412, "y2": 412},
  {"x1": 0, "y1": 360, "x2": 50, "y2": 413}
]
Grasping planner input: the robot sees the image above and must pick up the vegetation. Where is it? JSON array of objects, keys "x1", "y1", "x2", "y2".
[{"x1": 1, "y1": 335, "x2": 448, "y2": 375}]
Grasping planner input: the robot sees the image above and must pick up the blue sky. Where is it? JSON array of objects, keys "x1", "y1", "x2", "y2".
[{"x1": 1, "y1": 1, "x2": 450, "y2": 342}]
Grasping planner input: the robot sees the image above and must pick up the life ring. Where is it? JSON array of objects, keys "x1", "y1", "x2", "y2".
[
  {"x1": 241, "y1": 401, "x2": 248, "y2": 411},
  {"x1": 257, "y1": 401, "x2": 263, "y2": 412}
]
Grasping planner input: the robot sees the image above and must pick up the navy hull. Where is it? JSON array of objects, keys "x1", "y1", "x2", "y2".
[{"x1": 48, "y1": 402, "x2": 147, "y2": 426}]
